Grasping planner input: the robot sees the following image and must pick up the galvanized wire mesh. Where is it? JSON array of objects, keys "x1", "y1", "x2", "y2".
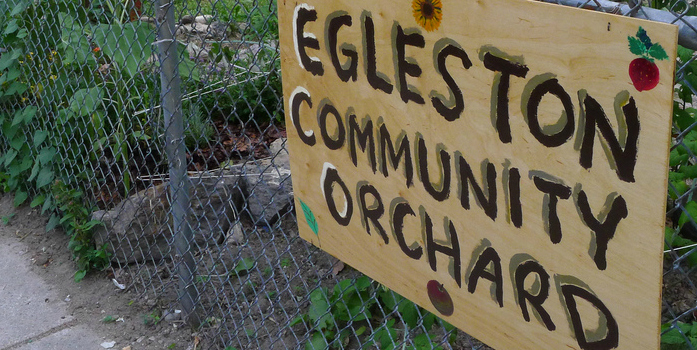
[{"x1": 3, "y1": 0, "x2": 697, "y2": 349}]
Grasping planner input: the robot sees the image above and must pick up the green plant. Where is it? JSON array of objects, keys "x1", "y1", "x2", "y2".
[
  {"x1": 142, "y1": 310, "x2": 161, "y2": 326},
  {"x1": 102, "y1": 315, "x2": 118, "y2": 323},
  {"x1": 233, "y1": 257, "x2": 256, "y2": 276},
  {"x1": 291, "y1": 276, "x2": 455, "y2": 349},
  {"x1": 262, "y1": 266, "x2": 273, "y2": 277},
  {"x1": 280, "y1": 258, "x2": 291, "y2": 268},
  {"x1": 1, "y1": 213, "x2": 14, "y2": 225},
  {"x1": 52, "y1": 180, "x2": 109, "y2": 282},
  {"x1": 662, "y1": 322, "x2": 697, "y2": 350},
  {"x1": 167, "y1": 343, "x2": 176, "y2": 349},
  {"x1": 183, "y1": 103, "x2": 215, "y2": 150}
]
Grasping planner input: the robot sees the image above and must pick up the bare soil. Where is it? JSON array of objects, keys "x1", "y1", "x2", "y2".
[
  {"x1": 0, "y1": 191, "x2": 492, "y2": 350},
  {"x1": 0, "y1": 194, "x2": 195, "y2": 350}
]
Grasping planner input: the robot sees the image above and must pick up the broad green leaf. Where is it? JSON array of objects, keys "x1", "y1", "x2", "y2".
[
  {"x1": 38, "y1": 147, "x2": 56, "y2": 165},
  {"x1": 4, "y1": 81, "x2": 27, "y2": 96},
  {"x1": 13, "y1": 190, "x2": 27, "y2": 206},
  {"x1": 41, "y1": 195, "x2": 52, "y2": 214},
  {"x1": 11, "y1": 106, "x2": 36, "y2": 126},
  {"x1": 10, "y1": 0, "x2": 30, "y2": 16},
  {"x1": 289, "y1": 314, "x2": 306, "y2": 327},
  {"x1": 679, "y1": 201, "x2": 697, "y2": 227},
  {"x1": 355, "y1": 276, "x2": 371, "y2": 290},
  {"x1": 28, "y1": 160, "x2": 40, "y2": 181},
  {"x1": 30, "y1": 195, "x2": 45, "y2": 208},
  {"x1": 1, "y1": 68, "x2": 21, "y2": 83},
  {"x1": 45, "y1": 213, "x2": 60, "y2": 232},
  {"x1": 398, "y1": 301, "x2": 419, "y2": 328},
  {"x1": 69, "y1": 87, "x2": 103, "y2": 117},
  {"x1": 233, "y1": 257, "x2": 256, "y2": 276},
  {"x1": 0, "y1": 49, "x2": 21, "y2": 71},
  {"x1": 379, "y1": 289, "x2": 405, "y2": 311},
  {"x1": 3, "y1": 149, "x2": 17, "y2": 166},
  {"x1": 34, "y1": 130, "x2": 48, "y2": 147},
  {"x1": 678, "y1": 45, "x2": 694, "y2": 63},
  {"x1": 662, "y1": 323, "x2": 691, "y2": 344},
  {"x1": 308, "y1": 288, "x2": 331, "y2": 330},
  {"x1": 3, "y1": 20, "x2": 18, "y2": 35},
  {"x1": 35, "y1": 167, "x2": 54, "y2": 189},
  {"x1": 305, "y1": 332, "x2": 328, "y2": 350},
  {"x1": 421, "y1": 311, "x2": 437, "y2": 331},
  {"x1": 299, "y1": 199, "x2": 319, "y2": 235},
  {"x1": 74, "y1": 269, "x2": 87, "y2": 282},
  {"x1": 9, "y1": 135, "x2": 24, "y2": 150}
]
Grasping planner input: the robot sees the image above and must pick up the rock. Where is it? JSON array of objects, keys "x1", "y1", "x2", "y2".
[
  {"x1": 163, "y1": 309, "x2": 182, "y2": 322},
  {"x1": 181, "y1": 15, "x2": 195, "y2": 24},
  {"x1": 93, "y1": 175, "x2": 245, "y2": 264},
  {"x1": 139, "y1": 16, "x2": 155, "y2": 23},
  {"x1": 190, "y1": 22, "x2": 210, "y2": 35},
  {"x1": 100, "y1": 341, "x2": 116, "y2": 349},
  {"x1": 224, "y1": 149, "x2": 293, "y2": 226},
  {"x1": 270, "y1": 137, "x2": 290, "y2": 171},
  {"x1": 195, "y1": 15, "x2": 214, "y2": 24},
  {"x1": 225, "y1": 221, "x2": 245, "y2": 245},
  {"x1": 257, "y1": 298, "x2": 270, "y2": 313},
  {"x1": 209, "y1": 21, "x2": 231, "y2": 38}
]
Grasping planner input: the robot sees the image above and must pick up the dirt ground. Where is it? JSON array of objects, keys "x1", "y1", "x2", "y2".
[
  {"x1": 0, "y1": 193, "x2": 196, "y2": 350},
  {"x1": 0, "y1": 191, "x2": 492, "y2": 350}
]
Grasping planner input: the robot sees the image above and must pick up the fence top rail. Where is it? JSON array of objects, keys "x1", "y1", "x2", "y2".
[{"x1": 540, "y1": 0, "x2": 697, "y2": 49}]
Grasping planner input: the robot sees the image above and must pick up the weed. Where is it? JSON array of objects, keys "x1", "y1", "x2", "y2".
[
  {"x1": 280, "y1": 258, "x2": 291, "y2": 268},
  {"x1": 142, "y1": 311, "x2": 161, "y2": 326},
  {"x1": 262, "y1": 266, "x2": 273, "y2": 277},
  {"x1": 232, "y1": 257, "x2": 256, "y2": 277},
  {"x1": 167, "y1": 343, "x2": 176, "y2": 349},
  {"x1": 662, "y1": 322, "x2": 697, "y2": 349},
  {"x1": 101, "y1": 315, "x2": 117, "y2": 323},
  {"x1": 291, "y1": 276, "x2": 456, "y2": 349},
  {"x1": 52, "y1": 181, "x2": 109, "y2": 282},
  {"x1": 1, "y1": 213, "x2": 14, "y2": 225}
]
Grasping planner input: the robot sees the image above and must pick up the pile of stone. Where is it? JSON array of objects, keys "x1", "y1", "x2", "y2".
[{"x1": 93, "y1": 138, "x2": 293, "y2": 264}]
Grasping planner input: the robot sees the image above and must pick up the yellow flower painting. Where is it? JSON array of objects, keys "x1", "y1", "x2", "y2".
[{"x1": 412, "y1": 0, "x2": 442, "y2": 32}]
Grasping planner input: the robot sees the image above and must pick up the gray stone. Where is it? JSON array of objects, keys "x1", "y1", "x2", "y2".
[
  {"x1": 93, "y1": 174, "x2": 245, "y2": 264},
  {"x1": 225, "y1": 221, "x2": 245, "y2": 245},
  {"x1": 195, "y1": 15, "x2": 214, "y2": 24},
  {"x1": 163, "y1": 309, "x2": 182, "y2": 322},
  {"x1": 224, "y1": 147, "x2": 293, "y2": 226},
  {"x1": 181, "y1": 15, "x2": 195, "y2": 25},
  {"x1": 209, "y1": 21, "x2": 231, "y2": 38}
]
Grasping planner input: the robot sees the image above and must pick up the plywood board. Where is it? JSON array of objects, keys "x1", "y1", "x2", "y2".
[{"x1": 277, "y1": 0, "x2": 678, "y2": 348}]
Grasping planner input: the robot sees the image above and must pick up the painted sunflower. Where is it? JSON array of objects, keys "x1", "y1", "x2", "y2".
[{"x1": 412, "y1": 0, "x2": 443, "y2": 32}]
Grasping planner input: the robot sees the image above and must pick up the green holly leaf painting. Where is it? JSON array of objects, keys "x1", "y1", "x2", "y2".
[
  {"x1": 628, "y1": 36, "x2": 646, "y2": 56},
  {"x1": 648, "y1": 44, "x2": 668, "y2": 61},
  {"x1": 299, "y1": 199, "x2": 319, "y2": 235}
]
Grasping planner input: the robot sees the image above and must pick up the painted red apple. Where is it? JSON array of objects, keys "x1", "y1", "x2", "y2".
[
  {"x1": 627, "y1": 27, "x2": 668, "y2": 92},
  {"x1": 427, "y1": 280, "x2": 454, "y2": 316},
  {"x1": 628, "y1": 58, "x2": 660, "y2": 92}
]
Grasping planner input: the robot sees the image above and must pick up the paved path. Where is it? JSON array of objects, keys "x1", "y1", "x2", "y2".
[{"x1": 0, "y1": 227, "x2": 107, "y2": 350}]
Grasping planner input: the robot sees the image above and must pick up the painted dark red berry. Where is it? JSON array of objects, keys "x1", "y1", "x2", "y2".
[
  {"x1": 628, "y1": 58, "x2": 660, "y2": 92},
  {"x1": 426, "y1": 280, "x2": 454, "y2": 316}
]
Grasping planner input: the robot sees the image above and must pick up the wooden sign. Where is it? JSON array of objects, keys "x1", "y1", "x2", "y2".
[{"x1": 277, "y1": 0, "x2": 677, "y2": 348}]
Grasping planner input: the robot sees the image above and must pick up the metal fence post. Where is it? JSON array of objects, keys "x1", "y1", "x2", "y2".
[{"x1": 156, "y1": 0, "x2": 201, "y2": 328}]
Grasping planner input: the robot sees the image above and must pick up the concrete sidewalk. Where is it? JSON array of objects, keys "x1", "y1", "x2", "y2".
[{"x1": 0, "y1": 230, "x2": 107, "y2": 350}]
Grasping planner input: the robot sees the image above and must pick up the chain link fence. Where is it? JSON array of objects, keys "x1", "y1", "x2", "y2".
[{"x1": 1, "y1": 0, "x2": 697, "y2": 349}]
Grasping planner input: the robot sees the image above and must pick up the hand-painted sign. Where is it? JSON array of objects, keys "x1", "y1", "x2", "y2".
[{"x1": 277, "y1": 0, "x2": 677, "y2": 348}]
